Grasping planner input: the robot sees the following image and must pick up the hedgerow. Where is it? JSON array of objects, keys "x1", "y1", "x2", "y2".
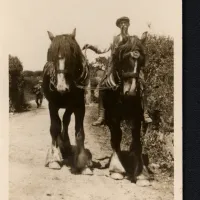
[
  {"x1": 9, "y1": 55, "x2": 27, "y2": 112},
  {"x1": 144, "y1": 34, "x2": 174, "y2": 133},
  {"x1": 141, "y1": 34, "x2": 174, "y2": 173}
]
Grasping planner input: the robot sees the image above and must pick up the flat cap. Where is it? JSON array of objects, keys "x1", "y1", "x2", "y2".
[{"x1": 116, "y1": 16, "x2": 130, "y2": 27}]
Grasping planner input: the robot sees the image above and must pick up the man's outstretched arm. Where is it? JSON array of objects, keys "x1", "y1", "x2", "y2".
[{"x1": 82, "y1": 44, "x2": 111, "y2": 54}]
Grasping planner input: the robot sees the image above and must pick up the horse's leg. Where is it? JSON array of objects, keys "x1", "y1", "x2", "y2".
[
  {"x1": 74, "y1": 106, "x2": 93, "y2": 174},
  {"x1": 107, "y1": 117, "x2": 126, "y2": 180},
  {"x1": 130, "y1": 118, "x2": 150, "y2": 186},
  {"x1": 59, "y1": 110, "x2": 72, "y2": 159},
  {"x1": 45, "y1": 102, "x2": 63, "y2": 169}
]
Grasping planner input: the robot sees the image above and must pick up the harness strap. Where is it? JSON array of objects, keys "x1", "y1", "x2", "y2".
[
  {"x1": 122, "y1": 72, "x2": 139, "y2": 78},
  {"x1": 57, "y1": 69, "x2": 68, "y2": 73}
]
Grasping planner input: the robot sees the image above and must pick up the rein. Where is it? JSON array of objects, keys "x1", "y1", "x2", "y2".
[
  {"x1": 74, "y1": 82, "x2": 119, "y2": 91},
  {"x1": 73, "y1": 49, "x2": 120, "y2": 91},
  {"x1": 57, "y1": 69, "x2": 68, "y2": 73},
  {"x1": 122, "y1": 71, "x2": 139, "y2": 78}
]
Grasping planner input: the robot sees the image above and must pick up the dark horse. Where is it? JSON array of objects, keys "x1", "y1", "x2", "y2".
[
  {"x1": 42, "y1": 29, "x2": 92, "y2": 173},
  {"x1": 85, "y1": 32, "x2": 151, "y2": 184}
]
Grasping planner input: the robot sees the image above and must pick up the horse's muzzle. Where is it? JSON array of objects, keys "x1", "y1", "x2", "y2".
[
  {"x1": 123, "y1": 78, "x2": 137, "y2": 96},
  {"x1": 56, "y1": 74, "x2": 70, "y2": 94},
  {"x1": 56, "y1": 84, "x2": 70, "y2": 94}
]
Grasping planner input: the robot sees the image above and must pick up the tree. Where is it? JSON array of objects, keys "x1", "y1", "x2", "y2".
[
  {"x1": 9, "y1": 55, "x2": 26, "y2": 112},
  {"x1": 95, "y1": 56, "x2": 109, "y2": 67}
]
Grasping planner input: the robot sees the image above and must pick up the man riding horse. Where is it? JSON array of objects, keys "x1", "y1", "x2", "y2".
[{"x1": 83, "y1": 16, "x2": 152, "y2": 126}]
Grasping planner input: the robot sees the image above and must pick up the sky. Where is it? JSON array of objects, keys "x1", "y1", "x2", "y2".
[{"x1": 2, "y1": 0, "x2": 181, "y2": 71}]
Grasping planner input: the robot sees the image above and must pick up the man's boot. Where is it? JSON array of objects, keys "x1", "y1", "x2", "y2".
[
  {"x1": 142, "y1": 97, "x2": 152, "y2": 123},
  {"x1": 139, "y1": 73, "x2": 152, "y2": 124},
  {"x1": 144, "y1": 110, "x2": 152, "y2": 124},
  {"x1": 141, "y1": 91, "x2": 152, "y2": 124},
  {"x1": 92, "y1": 108, "x2": 105, "y2": 126},
  {"x1": 92, "y1": 90, "x2": 105, "y2": 126}
]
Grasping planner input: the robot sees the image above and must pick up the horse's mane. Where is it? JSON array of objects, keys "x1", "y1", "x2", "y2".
[
  {"x1": 47, "y1": 34, "x2": 83, "y2": 66},
  {"x1": 113, "y1": 35, "x2": 146, "y2": 64}
]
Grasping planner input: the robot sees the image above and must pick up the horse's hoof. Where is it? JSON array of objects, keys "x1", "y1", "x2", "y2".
[
  {"x1": 48, "y1": 162, "x2": 61, "y2": 170},
  {"x1": 137, "y1": 173, "x2": 149, "y2": 180},
  {"x1": 110, "y1": 172, "x2": 124, "y2": 180},
  {"x1": 109, "y1": 152, "x2": 126, "y2": 174},
  {"x1": 136, "y1": 179, "x2": 151, "y2": 187},
  {"x1": 81, "y1": 168, "x2": 93, "y2": 175}
]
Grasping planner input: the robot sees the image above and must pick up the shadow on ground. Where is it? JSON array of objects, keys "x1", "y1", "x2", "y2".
[{"x1": 60, "y1": 144, "x2": 154, "y2": 181}]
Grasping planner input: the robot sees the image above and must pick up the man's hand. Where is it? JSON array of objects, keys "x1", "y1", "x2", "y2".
[
  {"x1": 130, "y1": 51, "x2": 140, "y2": 59},
  {"x1": 82, "y1": 44, "x2": 90, "y2": 50}
]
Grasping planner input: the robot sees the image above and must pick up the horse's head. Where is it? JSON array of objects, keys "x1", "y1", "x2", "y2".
[
  {"x1": 114, "y1": 32, "x2": 148, "y2": 96},
  {"x1": 47, "y1": 29, "x2": 84, "y2": 93}
]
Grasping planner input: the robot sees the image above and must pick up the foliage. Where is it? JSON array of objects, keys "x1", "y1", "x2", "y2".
[
  {"x1": 24, "y1": 76, "x2": 40, "y2": 92},
  {"x1": 9, "y1": 55, "x2": 27, "y2": 112},
  {"x1": 143, "y1": 34, "x2": 174, "y2": 133},
  {"x1": 141, "y1": 34, "x2": 174, "y2": 172},
  {"x1": 120, "y1": 119, "x2": 174, "y2": 173},
  {"x1": 23, "y1": 70, "x2": 35, "y2": 77},
  {"x1": 23, "y1": 70, "x2": 43, "y2": 78},
  {"x1": 33, "y1": 70, "x2": 43, "y2": 77},
  {"x1": 23, "y1": 70, "x2": 43, "y2": 102},
  {"x1": 9, "y1": 54, "x2": 23, "y2": 74},
  {"x1": 95, "y1": 56, "x2": 109, "y2": 67}
]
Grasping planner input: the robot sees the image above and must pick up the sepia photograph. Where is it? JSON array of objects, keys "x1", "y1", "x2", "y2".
[{"x1": 3, "y1": 0, "x2": 182, "y2": 199}]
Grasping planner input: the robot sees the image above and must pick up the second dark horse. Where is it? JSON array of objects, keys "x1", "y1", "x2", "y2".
[
  {"x1": 84, "y1": 32, "x2": 151, "y2": 184},
  {"x1": 42, "y1": 29, "x2": 92, "y2": 174}
]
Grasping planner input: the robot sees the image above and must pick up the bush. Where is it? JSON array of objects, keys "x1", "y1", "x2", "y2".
[
  {"x1": 9, "y1": 55, "x2": 27, "y2": 112},
  {"x1": 24, "y1": 76, "x2": 40, "y2": 92},
  {"x1": 23, "y1": 70, "x2": 43, "y2": 102},
  {"x1": 141, "y1": 34, "x2": 174, "y2": 172},
  {"x1": 136, "y1": 34, "x2": 173, "y2": 172},
  {"x1": 144, "y1": 34, "x2": 174, "y2": 132},
  {"x1": 23, "y1": 70, "x2": 43, "y2": 78},
  {"x1": 33, "y1": 70, "x2": 43, "y2": 77},
  {"x1": 23, "y1": 70, "x2": 35, "y2": 77},
  {"x1": 23, "y1": 71, "x2": 42, "y2": 90}
]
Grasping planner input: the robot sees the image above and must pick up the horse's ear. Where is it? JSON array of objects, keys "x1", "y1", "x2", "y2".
[
  {"x1": 47, "y1": 31, "x2": 54, "y2": 41},
  {"x1": 141, "y1": 31, "x2": 148, "y2": 44},
  {"x1": 71, "y1": 28, "x2": 76, "y2": 39}
]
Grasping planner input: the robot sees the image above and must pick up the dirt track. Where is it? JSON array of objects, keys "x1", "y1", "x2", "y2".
[{"x1": 9, "y1": 100, "x2": 173, "y2": 200}]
